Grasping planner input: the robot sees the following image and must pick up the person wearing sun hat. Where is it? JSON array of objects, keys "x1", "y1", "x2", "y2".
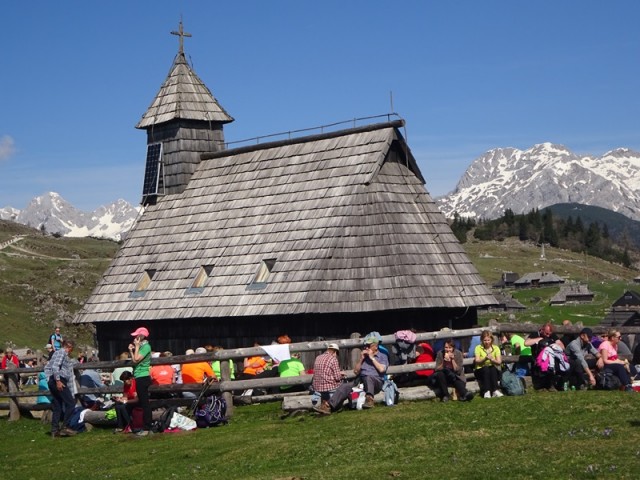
[
  {"x1": 323, "y1": 335, "x2": 389, "y2": 413},
  {"x1": 128, "y1": 327, "x2": 152, "y2": 436},
  {"x1": 312, "y1": 343, "x2": 343, "y2": 415}
]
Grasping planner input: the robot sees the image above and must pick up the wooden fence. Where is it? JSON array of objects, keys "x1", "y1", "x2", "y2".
[{"x1": 2, "y1": 323, "x2": 638, "y2": 423}]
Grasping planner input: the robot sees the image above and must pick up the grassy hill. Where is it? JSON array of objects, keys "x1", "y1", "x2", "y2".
[
  {"x1": 0, "y1": 220, "x2": 119, "y2": 350},
  {"x1": 464, "y1": 237, "x2": 637, "y2": 326},
  {"x1": 1, "y1": 221, "x2": 638, "y2": 351}
]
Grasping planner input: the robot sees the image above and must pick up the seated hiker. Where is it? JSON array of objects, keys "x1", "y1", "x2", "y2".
[
  {"x1": 433, "y1": 339, "x2": 474, "y2": 402},
  {"x1": 394, "y1": 342, "x2": 434, "y2": 388},
  {"x1": 324, "y1": 334, "x2": 389, "y2": 412},
  {"x1": 312, "y1": 344, "x2": 344, "y2": 415},
  {"x1": 500, "y1": 331, "x2": 532, "y2": 377},
  {"x1": 391, "y1": 330, "x2": 417, "y2": 365},
  {"x1": 114, "y1": 371, "x2": 138, "y2": 433},
  {"x1": 111, "y1": 352, "x2": 133, "y2": 387},
  {"x1": 211, "y1": 346, "x2": 235, "y2": 380},
  {"x1": 1, "y1": 347, "x2": 20, "y2": 390},
  {"x1": 240, "y1": 343, "x2": 268, "y2": 379},
  {"x1": 240, "y1": 342, "x2": 279, "y2": 381},
  {"x1": 151, "y1": 351, "x2": 175, "y2": 386},
  {"x1": 474, "y1": 330, "x2": 503, "y2": 398},
  {"x1": 79, "y1": 368, "x2": 106, "y2": 409},
  {"x1": 278, "y1": 352, "x2": 306, "y2": 392},
  {"x1": 182, "y1": 347, "x2": 217, "y2": 398},
  {"x1": 598, "y1": 329, "x2": 634, "y2": 392},
  {"x1": 150, "y1": 351, "x2": 175, "y2": 398},
  {"x1": 525, "y1": 322, "x2": 567, "y2": 391},
  {"x1": 565, "y1": 327, "x2": 600, "y2": 389},
  {"x1": 36, "y1": 371, "x2": 52, "y2": 404}
]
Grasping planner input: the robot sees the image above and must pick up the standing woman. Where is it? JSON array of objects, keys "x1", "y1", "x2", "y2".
[
  {"x1": 474, "y1": 330, "x2": 504, "y2": 398},
  {"x1": 598, "y1": 329, "x2": 633, "y2": 391},
  {"x1": 128, "y1": 327, "x2": 152, "y2": 436}
]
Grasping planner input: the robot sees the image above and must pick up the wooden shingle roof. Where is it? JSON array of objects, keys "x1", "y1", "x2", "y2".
[
  {"x1": 75, "y1": 121, "x2": 495, "y2": 324},
  {"x1": 136, "y1": 51, "x2": 233, "y2": 129},
  {"x1": 549, "y1": 284, "x2": 594, "y2": 304}
]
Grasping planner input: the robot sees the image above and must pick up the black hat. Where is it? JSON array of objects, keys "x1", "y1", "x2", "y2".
[{"x1": 580, "y1": 328, "x2": 593, "y2": 337}]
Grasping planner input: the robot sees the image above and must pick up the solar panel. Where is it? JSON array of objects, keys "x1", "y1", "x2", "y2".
[{"x1": 142, "y1": 143, "x2": 163, "y2": 199}]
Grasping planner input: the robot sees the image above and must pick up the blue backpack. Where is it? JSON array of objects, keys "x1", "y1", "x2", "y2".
[{"x1": 501, "y1": 370, "x2": 525, "y2": 396}]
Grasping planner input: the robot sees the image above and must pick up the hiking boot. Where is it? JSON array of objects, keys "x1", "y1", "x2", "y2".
[
  {"x1": 441, "y1": 396, "x2": 450, "y2": 403},
  {"x1": 463, "y1": 392, "x2": 475, "y2": 402},
  {"x1": 362, "y1": 395, "x2": 375, "y2": 409},
  {"x1": 313, "y1": 401, "x2": 332, "y2": 415},
  {"x1": 483, "y1": 391, "x2": 491, "y2": 399},
  {"x1": 59, "y1": 428, "x2": 77, "y2": 437},
  {"x1": 492, "y1": 390, "x2": 504, "y2": 398}
]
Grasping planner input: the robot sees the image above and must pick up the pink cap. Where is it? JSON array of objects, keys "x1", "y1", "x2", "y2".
[{"x1": 131, "y1": 327, "x2": 149, "y2": 337}]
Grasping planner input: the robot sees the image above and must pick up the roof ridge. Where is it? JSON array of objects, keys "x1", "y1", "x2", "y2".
[{"x1": 202, "y1": 119, "x2": 405, "y2": 160}]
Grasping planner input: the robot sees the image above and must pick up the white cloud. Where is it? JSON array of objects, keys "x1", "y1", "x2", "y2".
[{"x1": 0, "y1": 135, "x2": 16, "y2": 161}]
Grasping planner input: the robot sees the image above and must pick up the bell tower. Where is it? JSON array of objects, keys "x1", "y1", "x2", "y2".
[{"x1": 136, "y1": 20, "x2": 233, "y2": 206}]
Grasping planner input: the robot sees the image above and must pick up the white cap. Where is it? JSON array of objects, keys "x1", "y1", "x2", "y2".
[{"x1": 327, "y1": 343, "x2": 340, "y2": 351}]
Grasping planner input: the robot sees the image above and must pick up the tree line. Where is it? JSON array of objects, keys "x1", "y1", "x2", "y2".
[{"x1": 450, "y1": 208, "x2": 634, "y2": 268}]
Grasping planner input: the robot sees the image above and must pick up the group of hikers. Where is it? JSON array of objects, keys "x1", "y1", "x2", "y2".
[
  {"x1": 2, "y1": 321, "x2": 638, "y2": 436},
  {"x1": 310, "y1": 323, "x2": 639, "y2": 415}
]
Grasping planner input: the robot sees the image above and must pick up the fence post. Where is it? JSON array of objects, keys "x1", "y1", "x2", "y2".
[
  {"x1": 349, "y1": 332, "x2": 362, "y2": 371},
  {"x1": 7, "y1": 373, "x2": 21, "y2": 421},
  {"x1": 220, "y1": 360, "x2": 233, "y2": 418}
]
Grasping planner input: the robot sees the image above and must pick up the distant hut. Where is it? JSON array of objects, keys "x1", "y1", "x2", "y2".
[
  {"x1": 487, "y1": 293, "x2": 526, "y2": 312},
  {"x1": 549, "y1": 283, "x2": 594, "y2": 305},
  {"x1": 492, "y1": 271, "x2": 519, "y2": 289},
  {"x1": 600, "y1": 290, "x2": 640, "y2": 327},
  {"x1": 73, "y1": 24, "x2": 496, "y2": 358},
  {"x1": 514, "y1": 271, "x2": 564, "y2": 289}
]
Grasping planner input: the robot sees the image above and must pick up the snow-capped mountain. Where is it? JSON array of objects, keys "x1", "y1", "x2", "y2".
[
  {"x1": 437, "y1": 143, "x2": 640, "y2": 221},
  {"x1": 0, "y1": 192, "x2": 141, "y2": 241}
]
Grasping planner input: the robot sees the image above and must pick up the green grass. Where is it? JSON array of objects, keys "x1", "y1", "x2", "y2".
[
  {"x1": 0, "y1": 222, "x2": 118, "y2": 349},
  {"x1": 2, "y1": 391, "x2": 640, "y2": 479},
  {"x1": 465, "y1": 238, "x2": 637, "y2": 327}
]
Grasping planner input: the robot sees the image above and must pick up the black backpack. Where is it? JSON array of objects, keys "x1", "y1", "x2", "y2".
[
  {"x1": 151, "y1": 406, "x2": 178, "y2": 433},
  {"x1": 596, "y1": 370, "x2": 622, "y2": 390}
]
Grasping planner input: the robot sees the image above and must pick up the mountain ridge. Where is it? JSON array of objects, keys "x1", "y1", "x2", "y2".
[
  {"x1": 0, "y1": 192, "x2": 140, "y2": 241},
  {"x1": 437, "y1": 142, "x2": 640, "y2": 221}
]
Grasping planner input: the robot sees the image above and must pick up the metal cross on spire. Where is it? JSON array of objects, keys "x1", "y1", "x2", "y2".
[{"x1": 171, "y1": 18, "x2": 192, "y2": 55}]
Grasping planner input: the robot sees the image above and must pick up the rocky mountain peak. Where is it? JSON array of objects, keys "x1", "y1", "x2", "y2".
[
  {"x1": 1, "y1": 192, "x2": 140, "y2": 241},
  {"x1": 438, "y1": 144, "x2": 640, "y2": 222}
]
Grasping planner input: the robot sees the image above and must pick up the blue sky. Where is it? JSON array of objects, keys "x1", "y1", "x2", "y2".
[{"x1": 2, "y1": 1, "x2": 640, "y2": 211}]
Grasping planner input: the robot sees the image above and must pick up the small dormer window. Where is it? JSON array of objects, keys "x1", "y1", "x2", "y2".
[
  {"x1": 186, "y1": 265, "x2": 214, "y2": 295},
  {"x1": 130, "y1": 269, "x2": 157, "y2": 298},
  {"x1": 247, "y1": 259, "x2": 276, "y2": 290}
]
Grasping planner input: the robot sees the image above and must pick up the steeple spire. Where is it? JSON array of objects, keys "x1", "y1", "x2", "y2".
[{"x1": 170, "y1": 18, "x2": 192, "y2": 55}]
